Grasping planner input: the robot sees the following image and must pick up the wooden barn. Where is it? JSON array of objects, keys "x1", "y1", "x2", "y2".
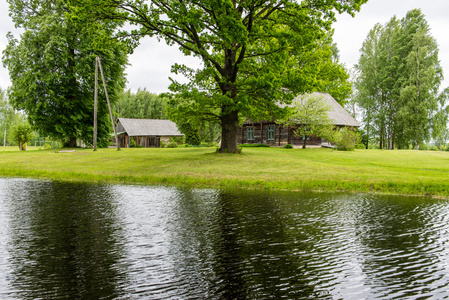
[
  {"x1": 116, "y1": 118, "x2": 184, "y2": 148},
  {"x1": 238, "y1": 92, "x2": 360, "y2": 147}
]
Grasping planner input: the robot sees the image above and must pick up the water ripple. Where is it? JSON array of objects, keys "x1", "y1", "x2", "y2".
[{"x1": 1, "y1": 179, "x2": 449, "y2": 298}]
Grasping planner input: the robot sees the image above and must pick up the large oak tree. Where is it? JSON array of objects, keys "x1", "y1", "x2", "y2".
[
  {"x1": 3, "y1": 0, "x2": 128, "y2": 147},
  {"x1": 71, "y1": 0, "x2": 365, "y2": 152}
]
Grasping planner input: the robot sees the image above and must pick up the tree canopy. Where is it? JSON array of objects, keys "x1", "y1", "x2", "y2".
[
  {"x1": 355, "y1": 9, "x2": 448, "y2": 149},
  {"x1": 70, "y1": 0, "x2": 365, "y2": 152},
  {"x1": 3, "y1": 0, "x2": 128, "y2": 147},
  {"x1": 115, "y1": 89, "x2": 168, "y2": 120}
]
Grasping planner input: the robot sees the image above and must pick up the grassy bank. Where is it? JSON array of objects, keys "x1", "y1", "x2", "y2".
[{"x1": 0, "y1": 147, "x2": 448, "y2": 198}]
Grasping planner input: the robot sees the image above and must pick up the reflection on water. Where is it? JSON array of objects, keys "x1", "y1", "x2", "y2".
[
  {"x1": 1, "y1": 178, "x2": 449, "y2": 299},
  {"x1": 0, "y1": 179, "x2": 127, "y2": 299}
]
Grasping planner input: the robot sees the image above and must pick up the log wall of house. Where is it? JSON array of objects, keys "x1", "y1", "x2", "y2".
[
  {"x1": 118, "y1": 134, "x2": 161, "y2": 148},
  {"x1": 238, "y1": 123, "x2": 321, "y2": 146}
]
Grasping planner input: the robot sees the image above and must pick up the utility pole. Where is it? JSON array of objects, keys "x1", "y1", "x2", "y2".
[{"x1": 93, "y1": 56, "x2": 120, "y2": 151}]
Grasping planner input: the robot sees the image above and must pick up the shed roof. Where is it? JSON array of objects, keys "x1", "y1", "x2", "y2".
[
  {"x1": 117, "y1": 118, "x2": 184, "y2": 137},
  {"x1": 288, "y1": 92, "x2": 361, "y2": 127}
]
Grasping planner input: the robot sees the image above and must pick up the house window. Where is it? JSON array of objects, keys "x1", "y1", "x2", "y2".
[
  {"x1": 247, "y1": 126, "x2": 254, "y2": 141},
  {"x1": 267, "y1": 125, "x2": 275, "y2": 141}
]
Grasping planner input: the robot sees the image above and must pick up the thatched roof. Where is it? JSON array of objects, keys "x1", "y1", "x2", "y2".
[
  {"x1": 117, "y1": 118, "x2": 184, "y2": 137},
  {"x1": 289, "y1": 92, "x2": 360, "y2": 127}
]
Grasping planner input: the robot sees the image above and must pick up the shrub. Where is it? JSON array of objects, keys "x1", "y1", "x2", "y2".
[
  {"x1": 418, "y1": 144, "x2": 428, "y2": 150},
  {"x1": 334, "y1": 128, "x2": 360, "y2": 151},
  {"x1": 439, "y1": 145, "x2": 446, "y2": 151},
  {"x1": 429, "y1": 145, "x2": 438, "y2": 151},
  {"x1": 44, "y1": 143, "x2": 52, "y2": 150},
  {"x1": 356, "y1": 144, "x2": 366, "y2": 149},
  {"x1": 130, "y1": 138, "x2": 136, "y2": 148},
  {"x1": 165, "y1": 141, "x2": 178, "y2": 148},
  {"x1": 170, "y1": 136, "x2": 185, "y2": 144},
  {"x1": 283, "y1": 144, "x2": 293, "y2": 149}
]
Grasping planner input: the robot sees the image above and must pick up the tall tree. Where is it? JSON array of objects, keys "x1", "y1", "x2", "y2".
[
  {"x1": 355, "y1": 9, "x2": 447, "y2": 149},
  {"x1": 354, "y1": 23, "x2": 383, "y2": 149},
  {"x1": 3, "y1": 0, "x2": 128, "y2": 147},
  {"x1": 0, "y1": 88, "x2": 9, "y2": 146},
  {"x1": 397, "y1": 10, "x2": 443, "y2": 149},
  {"x1": 70, "y1": 0, "x2": 365, "y2": 153},
  {"x1": 0, "y1": 87, "x2": 20, "y2": 146}
]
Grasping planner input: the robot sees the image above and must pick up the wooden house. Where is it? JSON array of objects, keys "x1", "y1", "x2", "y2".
[
  {"x1": 116, "y1": 118, "x2": 184, "y2": 148},
  {"x1": 238, "y1": 92, "x2": 360, "y2": 147}
]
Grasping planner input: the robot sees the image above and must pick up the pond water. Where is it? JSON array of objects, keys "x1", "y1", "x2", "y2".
[{"x1": 0, "y1": 178, "x2": 449, "y2": 299}]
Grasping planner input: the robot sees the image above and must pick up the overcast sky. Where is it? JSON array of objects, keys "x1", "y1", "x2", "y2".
[{"x1": 1, "y1": 0, "x2": 448, "y2": 95}]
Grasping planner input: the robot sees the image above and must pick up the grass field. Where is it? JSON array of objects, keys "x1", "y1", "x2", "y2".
[{"x1": 0, "y1": 146, "x2": 448, "y2": 198}]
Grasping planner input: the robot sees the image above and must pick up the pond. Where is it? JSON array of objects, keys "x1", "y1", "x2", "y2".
[{"x1": 0, "y1": 178, "x2": 449, "y2": 299}]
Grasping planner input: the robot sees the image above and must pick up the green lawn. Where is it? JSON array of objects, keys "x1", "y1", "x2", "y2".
[{"x1": 0, "y1": 146, "x2": 448, "y2": 198}]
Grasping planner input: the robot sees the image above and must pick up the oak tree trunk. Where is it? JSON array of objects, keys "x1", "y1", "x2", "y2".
[{"x1": 219, "y1": 110, "x2": 239, "y2": 153}]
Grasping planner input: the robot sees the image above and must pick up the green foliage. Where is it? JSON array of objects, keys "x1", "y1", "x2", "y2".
[
  {"x1": 165, "y1": 141, "x2": 178, "y2": 148},
  {"x1": 3, "y1": 0, "x2": 128, "y2": 146},
  {"x1": 130, "y1": 138, "x2": 136, "y2": 148},
  {"x1": 355, "y1": 9, "x2": 447, "y2": 150},
  {"x1": 0, "y1": 87, "x2": 22, "y2": 146},
  {"x1": 170, "y1": 136, "x2": 185, "y2": 145},
  {"x1": 176, "y1": 121, "x2": 201, "y2": 146},
  {"x1": 239, "y1": 144, "x2": 271, "y2": 148},
  {"x1": 12, "y1": 122, "x2": 35, "y2": 150},
  {"x1": 115, "y1": 89, "x2": 168, "y2": 119},
  {"x1": 72, "y1": 0, "x2": 366, "y2": 153},
  {"x1": 333, "y1": 128, "x2": 361, "y2": 151},
  {"x1": 283, "y1": 144, "x2": 294, "y2": 149}
]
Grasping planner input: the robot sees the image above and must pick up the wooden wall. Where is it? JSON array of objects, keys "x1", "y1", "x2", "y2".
[
  {"x1": 118, "y1": 134, "x2": 161, "y2": 148},
  {"x1": 238, "y1": 122, "x2": 321, "y2": 146}
]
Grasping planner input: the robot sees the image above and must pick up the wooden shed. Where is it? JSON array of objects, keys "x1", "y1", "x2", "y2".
[
  {"x1": 238, "y1": 92, "x2": 361, "y2": 147},
  {"x1": 116, "y1": 118, "x2": 184, "y2": 148}
]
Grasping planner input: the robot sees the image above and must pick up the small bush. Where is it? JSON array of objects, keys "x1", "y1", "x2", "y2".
[
  {"x1": 418, "y1": 144, "x2": 428, "y2": 150},
  {"x1": 334, "y1": 128, "x2": 360, "y2": 151},
  {"x1": 356, "y1": 144, "x2": 366, "y2": 150},
  {"x1": 130, "y1": 138, "x2": 136, "y2": 148},
  {"x1": 429, "y1": 145, "x2": 438, "y2": 151},
  {"x1": 283, "y1": 144, "x2": 293, "y2": 149},
  {"x1": 239, "y1": 143, "x2": 270, "y2": 148},
  {"x1": 439, "y1": 145, "x2": 446, "y2": 151},
  {"x1": 165, "y1": 141, "x2": 178, "y2": 148},
  {"x1": 44, "y1": 143, "x2": 52, "y2": 150}
]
